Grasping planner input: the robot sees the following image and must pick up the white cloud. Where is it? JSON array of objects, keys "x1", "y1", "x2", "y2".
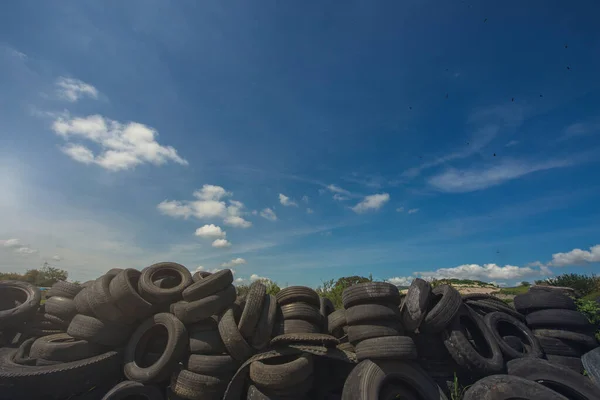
[
  {"x1": 2, "y1": 239, "x2": 23, "y2": 248},
  {"x1": 333, "y1": 194, "x2": 349, "y2": 201},
  {"x1": 51, "y1": 255, "x2": 62, "y2": 261},
  {"x1": 197, "y1": 266, "x2": 235, "y2": 274},
  {"x1": 52, "y1": 114, "x2": 187, "y2": 171},
  {"x1": 302, "y1": 195, "x2": 309, "y2": 203},
  {"x1": 351, "y1": 193, "x2": 390, "y2": 213},
  {"x1": 562, "y1": 121, "x2": 600, "y2": 140},
  {"x1": 550, "y1": 244, "x2": 600, "y2": 267},
  {"x1": 306, "y1": 208, "x2": 314, "y2": 214},
  {"x1": 1, "y1": 238, "x2": 38, "y2": 255},
  {"x1": 224, "y1": 216, "x2": 252, "y2": 228},
  {"x1": 251, "y1": 210, "x2": 258, "y2": 215},
  {"x1": 235, "y1": 277, "x2": 245, "y2": 283},
  {"x1": 408, "y1": 208, "x2": 419, "y2": 214},
  {"x1": 191, "y1": 200, "x2": 227, "y2": 219},
  {"x1": 212, "y1": 239, "x2": 232, "y2": 248},
  {"x1": 194, "y1": 224, "x2": 226, "y2": 239},
  {"x1": 194, "y1": 185, "x2": 231, "y2": 201},
  {"x1": 250, "y1": 273, "x2": 269, "y2": 282},
  {"x1": 157, "y1": 200, "x2": 193, "y2": 219},
  {"x1": 396, "y1": 207, "x2": 404, "y2": 212},
  {"x1": 260, "y1": 208, "x2": 277, "y2": 221},
  {"x1": 279, "y1": 193, "x2": 298, "y2": 207},
  {"x1": 56, "y1": 77, "x2": 99, "y2": 102},
  {"x1": 387, "y1": 277, "x2": 413, "y2": 287},
  {"x1": 15, "y1": 247, "x2": 38, "y2": 255},
  {"x1": 505, "y1": 140, "x2": 519, "y2": 147},
  {"x1": 195, "y1": 266, "x2": 205, "y2": 272},
  {"x1": 417, "y1": 263, "x2": 541, "y2": 281},
  {"x1": 327, "y1": 184, "x2": 351, "y2": 195},
  {"x1": 221, "y1": 257, "x2": 247, "y2": 267},
  {"x1": 428, "y1": 159, "x2": 572, "y2": 193}
]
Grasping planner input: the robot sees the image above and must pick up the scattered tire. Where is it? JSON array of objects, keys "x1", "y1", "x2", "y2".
[
  {"x1": 464, "y1": 299, "x2": 525, "y2": 322},
  {"x1": 526, "y1": 309, "x2": 594, "y2": 331},
  {"x1": 44, "y1": 296, "x2": 78, "y2": 322},
  {"x1": 192, "y1": 270, "x2": 212, "y2": 282},
  {"x1": 281, "y1": 302, "x2": 323, "y2": 325},
  {"x1": 347, "y1": 321, "x2": 403, "y2": 345},
  {"x1": 100, "y1": 380, "x2": 164, "y2": 400},
  {"x1": 270, "y1": 333, "x2": 339, "y2": 347},
  {"x1": 0, "y1": 281, "x2": 41, "y2": 328},
  {"x1": 545, "y1": 355, "x2": 583, "y2": 373},
  {"x1": 283, "y1": 319, "x2": 321, "y2": 334},
  {"x1": 189, "y1": 321, "x2": 226, "y2": 355},
  {"x1": 342, "y1": 282, "x2": 401, "y2": 309},
  {"x1": 345, "y1": 303, "x2": 400, "y2": 325},
  {"x1": 238, "y1": 281, "x2": 267, "y2": 339},
  {"x1": 251, "y1": 294, "x2": 277, "y2": 350},
  {"x1": 328, "y1": 309, "x2": 347, "y2": 337},
  {"x1": 484, "y1": 312, "x2": 543, "y2": 360},
  {"x1": 401, "y1": 278, "x2": 432, "y2": 332},
  {"x1": 276, "y1": 286, "x2": 320, "y2": 307},
  {"x1": 536, "y1": 336, "x2": 583, "y2": 357},
  {"x1": 513, "y1": 291, "x2": 576, "y2": 315},
  {"x1": 87, "y1": 274, "x2": 127, "y2": 323},
  {"x1": 68, "y1": 314, "x2": 132, "y2": 347},
  {"x1": 420, "y1": 284, "x2": 462, "y2": 333},
  {"x1": 501, "y1": 335, "x2": 524, "y2": 353},
  {"x1": 183, "y1": 269, "x2": 233, "y2": 302},
  {"x1": 46, "y1": 280, "x2": 82, "y2": 299},
  {"x1": 44, "y1": 313, "x2": 70, "y2": 328},
  {"x1": 337, "y1": 342, "x2": 355, "y2": 352},
  {"x1": 320, "y1": 297, "x2": 335, "y2": 318},
  {"x1": 508, "y1": 357, "x2": 598, "y2": 399},
  {"x1": 108, "y1": 269, "x2": 154, "y2": 319},
  {"x1": 533, "y1": 328, "x2": 598, "y2": 349},
  {"x1": 29, "y1": 333, "x2": 104, "y2": 362},
  {"x1": 218, "y1": 307, "x2": 255, "y2": 362},
  {"x1": 582, "y1": 347, "x2": 600, "y2": 388},
  {"x1": 124, "y1": 313, "x2": 188, "y2": 383},
  {"x1": 74, "y1": 289, "x2": 95, "y2": 317},
  {"x1": 355, "y1": 336, "x2": 417, "y2": 361},
  {"x1": 138, "y1": 262, "x2": 193, "y2": 304},
  {"x1": 462, "y1": 374, "x2": 570, "y2": 400},
  {"x1": 171, "y1": 284, "x2": 236, "y2": 324},
  {"x1": 250, "y1": 353, "x2": 313, "y2": 390},
  {"x1": 186, "y1": 354, "x2": 239, "y2": 378},
  {"x1": 171, "y1": 368, "x2": 227, "y2": 400}
]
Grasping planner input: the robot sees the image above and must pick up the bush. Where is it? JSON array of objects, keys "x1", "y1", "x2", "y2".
[
  {"x1": 0, "y1": 264, "x2": 68, "y2": 287},
  {"x1": 316, "y1": 275, "x2": 372, "y2": 309},
  {"x1": 236, "y1": 279, "x2": 281, "y2": 298},
  {"x1": 535, "y1": 273, "x2": 600, "y2": 296}
]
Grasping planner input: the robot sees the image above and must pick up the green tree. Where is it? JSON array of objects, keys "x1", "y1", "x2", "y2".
[
  {"x1": 520, "y1": 281, "x2": 531, "y2": 287},
  {"x1": 535, "y1": 273, "x2": 600, "y2": 296},
  {"x1": 316, "y1": 275, "x2": 372, "y2": 309}
]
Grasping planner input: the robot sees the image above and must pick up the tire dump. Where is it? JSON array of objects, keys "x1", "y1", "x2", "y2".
[{"x1": 1, "y1": 262, "x2": 599, "y2": 399}]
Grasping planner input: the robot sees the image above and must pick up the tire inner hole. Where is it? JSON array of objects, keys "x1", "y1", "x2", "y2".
[
  {"x1": 135, "y1": 325, "x2": 168, "y2": 368},
  {"x1": 460, "y1": 315, "x2": 493, "y2": 359},
  {"x1": 536, "y1": 379, "x2": 587, "y2": 400},
  {"x1": 151, "y1": 270, "x2": 181, "y2": 289},
  {"x1": 496, "y1": 321, "x2": 529, "y2": 353}
]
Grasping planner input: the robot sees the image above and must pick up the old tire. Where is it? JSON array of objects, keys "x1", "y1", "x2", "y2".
[
  {"x1": 108, "y1": 268, "x2": 154, "y2": 319},
  {"x1": 171, "y1": 284, "x2": 236, "y2": 324},
  {"x1": 67, "y1": 314, "x2": 132, "y2": 346},
  {"x1": 582, "y1": 347, "x2": 600, "y2": 388},
  {"x1": 281, "y1": 302, "x2": 322, "y2": 325},
  {"x1": 218, "y1": 307, "x2": 255, "y2": 362},
  {"x1": 74, "y1": 289, "x2": 95, "y2": 317},
  {"x1": 138, "y1": 262, "x2": 193, "y2": 304},
  {"x1": 526, "y1": 309, "x2": 593, "y2": 331},
  {"x1": 533, "y1": 329, "x2": 598, "y2": 349},
  {"x1": 251, "y1": 294, "x2": 277, "y2": 350},
  {"x1": 46, "y1": 280, "x2": 82, "y2": 299},
  {"x1": 462, "y1": 374, "x2": 570, "y2": 400},
  {"x1": 182, "y1": 269, "x2": 233, "y2": 302},
  {"x1": 328, "y1": 309, "x2": 347, "y2": 337},
  {"x1": 514, "y1": 291, "x2": 576, "y2": 315},
  {"x1": 346, "y1": 303, "x2": 400, "y2": 325},
  {"x1": 170, "y1": 368, "x2": 227, "y2": 400},
  {"x1": 276, "y1": 286, "x2": 320, "y2": 307},
  {"x1": 342, "y1": 282, "x2": 401, "y2": 308},
  {"x1": 347, "y1": 321, "x2": 403, "y2": 345},
  {"x1": 238, "y1": 281, "x2": 267, "y2": 339},
  {"x1": 0, "y1": 281, "x2": 41, "y2": 328},
  {"x1": 87, "y1": 274, "x2": 127, "y2": 323},
  {"x1": 355, "y1": 336, "x2": 417, "y2": 361},
  {"x1": 283, "y1": 319, "x2": 321, "y2": 334},
  {"x1": 250, "y1": 353, "x2": 313, "y2": 390},
  {"x1": 29, "y1": 333, "x2": 104, "y2": 362},
  {"x1": 44, "y1": 296, "x2": 77, "y2": 322},
  {"x1": 420, "y1": 285, "x2": 462, "y2": 333},
  {"x1": 401, "y1": 278, "x2": 432, "y2": 332},
  {"x1": 189, "y1": 320, "x2": 225, "y2": 355},
  {"x1": 100, "y1": 380, "x2": 163, "y2": 400},
  {"x1": 484, "y1": 312, "x2": 543, "y2": 360},
  {"x1": 186, "y1": 354, "x2": 239, "y2": 378},
  {"x1": 537, "y1": 335, "x2": 584, "y2": 357},
  {"x1": 192, "y1": 270, "x2": 212, "y2": 282}
]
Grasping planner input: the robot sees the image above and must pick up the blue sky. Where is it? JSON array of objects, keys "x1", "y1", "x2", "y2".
[{"x1": 1, "y1": 0, "x2": 600, "y2": 287}]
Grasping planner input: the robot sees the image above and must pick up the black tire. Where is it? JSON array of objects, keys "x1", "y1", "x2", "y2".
[
  {"x1": 337, "y1": 342, "x2": 355, "y2": 352},
  {"x1": 442, "y1": 305, "x2": 504, "y2": 376},
  {"x1": 108, "y1": 268, "x2": 154, "y2": 319},
  {"x1": 347, "y1": 321, "x2": 403, "y2": 345},
  {"x1": 270, "y1": 332, "x2": 339, "y2": 347},
  {"x1": 81, "y1": 280, "x2": 95, "y2": 288},
  {"x1": 328, "y1": 309, "x2": 347, "y2": 337},
  {"x1": 124, "y1": 313, "x2": 188, "y2": 383},
  {"x1": 44, "y1": 296, "x2": 78, "y2": 322},
  {"x1": 250, "y1": 353, "x2": 313, "y2": 390},
  {"x1": 514, "y1": 291, "x2": 576, "y2": 315},
  {"x1": 0, "y1": 347, "x2": 122, "y2": 400},
  {"x1": 29, "y1": 333, "x2": 104, "y2": 362},
  {"x1": 320, "y1": 297, "x2": 335, "y2": 318},
  {"x1": 345, "y1": 303, "x2": 400, "y2": 325},
  {"x1": 87, "y1": 275, "x2": 127, "y2": 323},
  {"x1": 582, "y1": 348, "x2": 600, "y2": 388},
  {"x1": 412, "y1": 332, "x2": 450, "y2": 361},
  {"x1": 341, "y1": 359, "x2": 445, "y2": 400},
  {"x1": 74, "y1": 288, "x2": 95, "y2": 317},
  {"x1": 533, "y1": 328, "x2": 598, "y2": 349},
  {"x1": 189, "y1": 321, "x2": 226, "y2": 355},
  {"x1": 44, "y1": 313, "x2": 70, "y2": 328},
  {"x1": 100, "y1": 380, "x2": 163, "y2": 400},
  {"x1": 171, "y1": 368, "x2": 227, "y2": 400},
  {"x1": 502, "y1": 335, "x2": 524, "y2": 353},
  {"x1": 545, "y1": 355, "x2": 584, "y2": 373},
  {"x1": 379, "y1": 383, "x2": 421, "y2": 400},
  {"x1": 484, "y1": 312, "x2": 543, "y2": 360},
  {"x1": 401, "y1": 278, "x2": 432, "y2": 332},
  {"x1": 0, "y1": 281, "x2": 41, "y2": 328},
  {"x1": 47, "y1": 280, "x2": 82, "y2": 299},
  {"x1": 138, "y1": 262, "x2": 193, "y2": 304},
  {"x1": 537, "y1": 335, "x2": 584, "y2": 357},
  {"x1": 420, "y1": 285, "x2": 462, "y2": 333},
  {"x1": 171, "y1": 284, "x2": 236, "y2": 324},
  {"x1": 218, "y1": 307, "x2": 255, "y2": 362},
  {"x1": 68, "y1": 314, "x2": 132, "y2": 347},
  {"x1": 508, "y1": 357, "x2": 597, "y2": 398},
  {"x1": 284, "y1": 319, "x2": 321, "y2": 334},
  {"x1": 355, "y1": 336, "x2": 417, "y2": 361},
  {"x1": 182, "y1": 269, "x2": 233, "y2": 302},
  {"x1": 238, "y1": 281, "x2": 267, "y2": 339},
  {"x1": 192, "y1": 270, "x2": 212, "y2": 282},
  {"x1": 281, "y1": 302, "x2": 323, "y2": 325},
  {"x1": 276, "y1": 286, "x2": 320, "y2": 307},
  {"x1": 464, "y1": 299, "x2": 525, "y2": 322},
  {"x1": 186, "y1": 354, "x2": 239, "y2": 378},
  {"x1": 462, "y1": 374, "x2": 570, "y2": 400},
  {"x1": 342, "y1": 282, "x2": 401, "y2": 309},
  {"x1": 251, "y1": 294, "x2": 277, "y2": 350},
  {"x1": 526, "y1": 309, "x2": 594, "y2": 331}
]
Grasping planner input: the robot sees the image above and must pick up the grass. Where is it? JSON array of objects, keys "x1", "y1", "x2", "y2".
[
  {"x1": 450, "y1": 373, "x2": 470, "y2": 400},
  {"x1": 495, "y1": 285, "x2": 529, "y2": 296},
  {"x1": 582, "y1": 290, "x2": 600, "y2": 301}
]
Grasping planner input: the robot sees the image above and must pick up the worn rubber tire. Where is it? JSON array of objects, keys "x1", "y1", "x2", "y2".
[
  {"x1": 514, "y1": 291, "x2": 576, "y2": 315},
  {"x1": 218, "y1": 307, "x2": 255, "y2": 362},
  {"x1": 545, "y1": 354, "x2": 584, "y2": 373},
  {"x1": 337, "y1": 342, "x2": 355, "y2": 352},
  {"x1": 502, "y1": 335, "x2": 524, "y2": 353},
  {"x1": 345, "y1": 303, "x2": 400, "y2": 325},
  {"x1": 44, "y1": 296, "x2": 77, "y2": 322},
  {"x1": 420, "y1": 285, "x2": 462, "y2": 333},
  {"x1": 67, "y1": 314, "x2": 132, "y2": 346},
  {"x1": 526, "y1": 309, "x2": 594, "y2": 331},
  {"x1": 183, "y1": 269, "x2": 233, "y2": 302},
  {"x1": 29, "y1": 333, "x2": 104, "y2": 362},
  {"x1": 284, "y1": 319, "x2": 321, "y2": 334},
  {"x1": 108, "y1": 268, "x2": 154, "y2": 319},
  {"x1": 124, "y1": 313, "x2": 187, "y2": 383},
  {"x1": 239, "y1": 281, "x2": 267, "y2": 339},
  {"x1": 533, "y1": 328, "x2": 598, "y2": 349},
  {"x1": 464, "y1": 299, "x2": 525, "y2": 322},
  {"x1": 44, "y1": 313, "x2": 70, "y2": 328},
  {"x1": 87, "y1": 274, "x2": 127, "y2": 323},
  {"x1": 320, "y1": 297, "x2": 335, "y2": 318},
  {"x1": 484, "y1": 311, "x2": 543, "y2": 360},
  {"x1": 276, "y1": 286, "x2": 320, "y2": 307},
  {"x1": 342, "y1": 282, "x2": 401, "y2": 308},
  {"x1": 189, "y1": 320, "x2": 226, "y2": 354},
  {"x1": 536, "y1": 335, "x2": 583, "y2": 357},
  {"x1": 582, "y1": 347, "x2": 600, "y2": 388},
  {"x1": 462, "y1": 374, "x2": 569, "y2": 400},
  {"x1": 171, "y1": 368, "x2": 227, "y2": 400},
  {"x1": 508, "y1": 357, "x2": 596, "y2": 398},
  {"x1": 74, "y1": 288, "x2": 95, "y2": 317},
  {"x1": 341, "y1": 359, "x2": 446, "y2": 400},
  {"x1": 443, "y1": 305, "x2": 504, "y2": 376},
  {"x1": 192, "y1": 270, "x2": 212, "y2": 282},
  {"x1": 355, "y1": 336, "x2": 417, "y2": 361},
  {"x1": 270, "y1": 332, "x2": 339, "y2": 347},
  {"x1": 186, "y1": 354, "x2": 239, "y2": 378},
  {"x1": 138, "y1": 262, "x2": 193, "y2": 304},
  {"x1": 46, "y1": 280, "x2": 82, "y2": 299},
  {"x1": 401, "y1": 278, "x2": 432, "y2": 332},
  {"x1": 0, "y1": 281, "x2": 41, "y2": 328},
  {"x1": 100, "y1": 380, "x2": 164, "y2": 400},
  {"x1": 251, "y1": 294, "x2": 277, "y2": 350},
  {"x1": 250, "y1": 353, "x2": 313, "y2": 390},
  {"x1": 347, "y1": 321, "x2": 403, "y2": 345},
  {"x1": 171, "y1": 284, "x2": 236, "y2": 324},
  {"x1": 281, "y1": 302, "x2": 322, "y2": 325},
  {"x1": 328, "y1": 309, "x2": 347, "y2": 337}
]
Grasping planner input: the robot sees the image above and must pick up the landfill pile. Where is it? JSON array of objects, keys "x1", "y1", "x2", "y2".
[{"x1": 1, "y1": 262, "x2": 599, "y2": 399}]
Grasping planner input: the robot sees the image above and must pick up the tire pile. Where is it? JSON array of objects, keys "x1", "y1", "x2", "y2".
[{"x1": 0, "y1": 265, "x2": 599, "y2": 399}]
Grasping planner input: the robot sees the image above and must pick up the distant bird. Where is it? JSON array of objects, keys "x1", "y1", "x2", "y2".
[
  {"x1": 445, "y1": 68, "x2": 449, "y2": 72},
  {"x1": 496, "y1": 250, "x2": 500, "y2": 254},
  {"x1": 409, "y1": 106, "x2": 412, "y2": 110},
  {"x1": 445, "y1": 93, "x2": 449, "y2": 99},
  {"x1": 484, "y1": 18, "x2": 488, "y2": 22},
  {"x1": 511, "y1": 97, "x2": 515, "y2": 102},
  {"x1": 567, "y1": 66, "x2": 571, "y2": 70},
  {"x1": 467, "y1": 142, "x2": 470, "y2": 145},
  {"x1": 493, "y1": 153, "x2": 496, "y2": 157},
  {"x1": 540, "y1": 94, "x2": 543, "y2": 97},
  {"x1": 565, "y1": 44, "x2": 568, "y2": 48}
]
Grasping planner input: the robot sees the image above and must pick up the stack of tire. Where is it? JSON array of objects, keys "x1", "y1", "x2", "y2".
[
  {"x1": 515, "y1": 288, "x2": 599, "y2": 373},
  {"x1": 274, "y1": 286, "x2": 323, "y2": 335},
  {"x1": 328, "y1": 308, "x2": 350, "y2": 351}
]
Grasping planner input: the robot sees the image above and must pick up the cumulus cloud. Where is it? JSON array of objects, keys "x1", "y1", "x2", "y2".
[
  {"x1": 387, "y1": 277, "x2": 413, "y2": 287},
  {"x1": 417, "y1": 263, "x2": 541, "y2": 281},
  {"x1": 212, "y1": 239, "x2": 232, "y2": 248},
  {"x1": 351, "y1": 193, "x2": 390, "y2": 213},
  {"x1": 408, "y1": 208, "x2": 419, "y2": 214},
  {"x1": 396, "y1": 207, "x2": 404, "y2": 212},
  {"x1": 15, "y1": 247, "x2": 38, "y2": 254},
  {"x1": 51, "y1": 255, "x2": 62, "y2": 262},
  {"x1": 221, "y1": 258, "x2": 247, "y2": 267},
  {"x1": 51, "y1": 114, "x2": 187, "y2": 171},
  {"x1": 279, "y1": 194, "x2": 298, "y2": 207},
  {"x1": 306, "y1": 208, "x2": 314, "y2": 214},
  {"x1": 56, "y1": 77, "x2": 99, "y2": 102},
  {"x1": 260, "y1": 208, "x2": 277, "y2": 221},
  {"x1": 194, "y1": 185, "x2": 231, "y2": 201},
  {"x1": 197, "y1": 266, "x2": 235, "y2": 274},
  {"x1": 195, "y1": 224, "x2": 226, "y2": 239},
  {"x1": 333, "y1": 194, "x2": 349, "y2": 201},
  {"x1": 550, "y1": 244, "x2": 600, "y2": 267},
  {"x1": 1, "y1": 238, "x2": 38, "y2": 255},
  {"x1": 250, "y1": 274, "x2": 269, "y2": 282},
  {"x1": 224, "y1": 216, "x2": 252, "y2": 228},
  {"x1": 2, "y1": 239, "x2": 23, "y2": 248}
]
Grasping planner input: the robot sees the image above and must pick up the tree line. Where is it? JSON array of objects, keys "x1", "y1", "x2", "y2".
[{"x1": 0, "y1": 263, "x2": 69, "y2": 287}]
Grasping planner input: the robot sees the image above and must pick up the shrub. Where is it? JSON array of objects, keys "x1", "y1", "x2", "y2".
[
  {"x1": 316, "y1": 275, "x2": 372, "y2": 309},
  {"x1": 535, "y1": 273, "x2": 600, "y2": 296}
]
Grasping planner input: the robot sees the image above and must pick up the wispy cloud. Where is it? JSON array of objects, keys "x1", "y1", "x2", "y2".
[
  {"x1": 1, "y1": 238, "x2": 38, "y2": 255},
  {"x1": 351, "y1": 193, "x2": 390, "y2": 213},
  {"x1": 279, "y1": 193, "x2": 298, "y2": 207},
  {"x1": 407, "y1": 208, "x2": 419, "y2": 214},
  {"x1": 505, "y1": 140, "x2": 519, "y2": 147},
  {"x1": 560, "y1": 120, "x2": 600, "y2": 141},
  {"x1": 56, "y1": 77, "x2": 99, "y2": 102},
  {"x1": 260, "y1": 208, "x2": 277, "y2": 221},
  {"x1": 221, "y1": 257, "x2": 247, "y2": 267}
]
